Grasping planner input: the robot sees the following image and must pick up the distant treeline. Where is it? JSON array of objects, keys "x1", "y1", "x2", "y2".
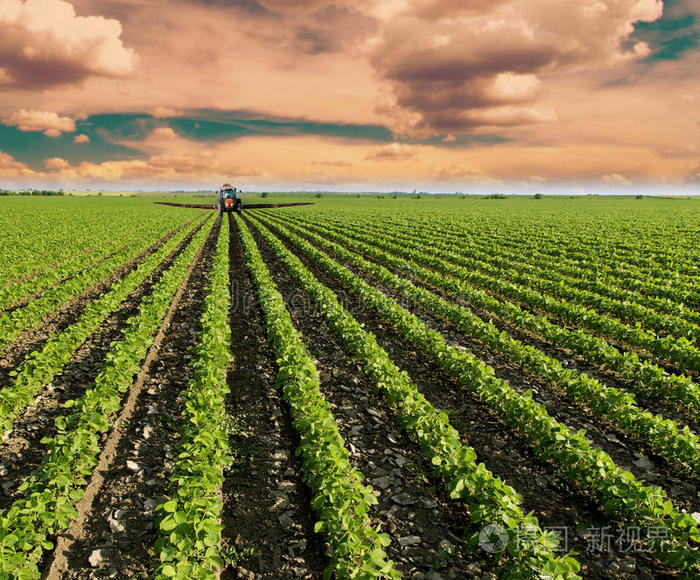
[{"x1": 0, "y1": 189, "x2": 65, "y2": 196}]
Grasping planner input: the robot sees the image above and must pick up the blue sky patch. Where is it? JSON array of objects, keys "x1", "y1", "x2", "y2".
[
  {"x1": 630, "y1": 0, "x2": 699, "y2": 61},
  {"x1": 1, "y1": 109, "x2": 506, "y2": 168}
]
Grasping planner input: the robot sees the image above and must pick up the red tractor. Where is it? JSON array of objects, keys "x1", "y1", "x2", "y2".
[{"x1": 217, "y1": 183, "x2": 242, "y2": 215}]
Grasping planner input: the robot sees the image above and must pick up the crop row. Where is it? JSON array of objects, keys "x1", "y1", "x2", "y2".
[
  {"x1": 0, "y1": 203, "x2": 196, "y2": 290},
  {"x1": 325, "y1": 212, "x2": 700, "y2": 312},
  {"x1": 280, "y1": 212, "x2": 700, "y2": 415},
  {"x1": 259, "y1": 213, "x2": 700, "y2": 478},
  {"x1": 0, "y1": 215, "x2": 209, "y2": 438},
  {"x1": 250, "y1": 211, "x2": 700, "y2": 572},
  {"x1": 0, "y1": 219, "x2": 213, "y2": 579},
  {"x1": 235, "y1": 215, "x2": 399, "y2": 579},
  {"x1": 0, "y1": 229, "x2": 143, "y2": 313},
  {"x1": 322, "y1": 217, "x2": 700, "y2": 375},
  {"x1": 369, "y1": 218, "x2": 700, "y2": 341},
  {"x1": 0, "y1": 220, "x2": 189, "y2": 354},
  {"x1": 415, "y1": 220, "x2": 700, "y2": 329},
  {"x1": 153, "y1": 217, "x2": 233, "y2": 579},
  {"x1": 246, "y1": 213, "x2": 581, "y2": 578},
  {"x1": 372, "y1": 220, "x2": 700, "y2": 345},
  {"x1": 393, "y1": 212, "x2": 700, "y2": 284}
]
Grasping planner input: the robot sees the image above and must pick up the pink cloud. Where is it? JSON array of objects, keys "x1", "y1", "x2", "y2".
[
  {"x1": 151, "y1": 106, "x2": 180, "y2": 118},
  {"x1": 370, "y1": 0, "x2": 664, "y2": 134},
  {"x1": 436, "y1": 163, "x2": 488, "y2": 181},
  {"x1": 73, "y1": 134, "x2": 90, "y2": 143},
  {"x1": 256, "y1": 0, "x2": 332, "y2": 13},
  {"x1": 0, "y1": 0, "x2": 137, "y2": 89},
  {"x1": 365, "y1": 143, "x2": 417, "y2": 162},
  {"x1": 602, "y1": 173, "x2": 631, "y2": 185},
  {"x1": 0, "y1": 150, "x2": 34, "y2": 177},
  {"x1": 4, "y1": 109, "x2": 76, "y2": 136},
  {"x1": 44, "y1": 157, "x2": 72, "y2": 170}
]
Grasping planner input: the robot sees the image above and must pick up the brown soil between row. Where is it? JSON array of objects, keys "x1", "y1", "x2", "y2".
[
  {"x1": 0, "y1": 216, "x2": 211, "y2": 514},
  {"x1": 45, "y1": 216, "x2": 216, "y2": 579},
  {"x1": 251, "y1": 212, "x2": 682, "y2": 579}
]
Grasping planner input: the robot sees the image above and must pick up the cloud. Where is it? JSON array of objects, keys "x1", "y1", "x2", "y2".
[
  {"x1": 151, "y1": 106, "x2": 181, "y2": 118},
  {"x1": 436, "y1": 163, "x2": 488, "y2": 180},
  {"x1": 73, "y1": 134, "x2": 90, "y2": 143},
  {"x1": 408, "y1": 0, "x2": 512, "y2": 20},
  {"x1": 602, "y1": 173, "x2": 632, "y2": 185},
  {"x1": 365, "y1": 143, "x2": 417, "y2": 161},
  {"x1": 0, "y1": 150, "x2": 34, "y2": 176},
  {"x1": 630, "y1": 0, "x2": 700, "y2": 61},
  {"x1": 311, "y1": 159, "x2": 354, "y2": 167},
  {"x1": 294, "y1": 5, "x2": 377, "y2": 54},
  {"x1": 370, "y1": 0, "x2": 665, "y2": 134},
  {"x1": 256, "y1": 0, "x2": 330, "y2": 13},
  {"x1": 44, "y1": 157, "x2": 71, "y2": 170},
  {"x1": 150, "y1": 127, "x2": 178, "y2": 139},
  {"x1": 0, "y1": 0, "x2": 138, "y2": 89},
  {"x1": 4, "y1": 109, "x2": 76, "y2": 136}
]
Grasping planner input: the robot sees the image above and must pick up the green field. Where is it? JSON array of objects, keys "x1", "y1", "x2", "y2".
[{"x1": 1, "y1": 194, "x2": 699, "y2": 579}]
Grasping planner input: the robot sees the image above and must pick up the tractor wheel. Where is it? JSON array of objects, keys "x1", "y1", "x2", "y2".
[{"x1": 235, "y1": 200, "x2": 242, "y2": 214}]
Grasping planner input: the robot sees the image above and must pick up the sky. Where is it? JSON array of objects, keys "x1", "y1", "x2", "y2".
[{"x1": 0, "y1": 0, "x2": 698, "y2": 193}]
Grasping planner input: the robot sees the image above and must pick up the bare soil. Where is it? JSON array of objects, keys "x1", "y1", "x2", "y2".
[
  {"x1": 255, "y1": 216, "x2": 684, "y2": 579},
  {"x1": 0, "y1": 218, "x2": 210, "y2": 513},
  {"x1": 44, "y1": 217, "x2": 215, "y2": 579}
]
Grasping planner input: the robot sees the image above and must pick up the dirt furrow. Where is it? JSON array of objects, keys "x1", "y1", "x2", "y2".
[
  {"x1": 219, "y1": 216, "x2": 327, "y2": 579},
  {"x1": 306, "y1": 244, "x2": 700, "y2": 514},
  {"x1": 0, "y1": 218, "x2": 210, "y2": 513},
  {"x1": 261, "y1": 221, "x2": 679, "y2": 580},
  {"x1": 44, "y1": 218, "x2": 217, "y2": 579},
  {"x1": 251, "y1": 220, "x2": 500, "y2": 578},
  {"x1": 398, "y1": 266, "x2": 700, "y2": 433},
  {"x1": 0, "y1": 215, "x2": 204, "y2": 391}
]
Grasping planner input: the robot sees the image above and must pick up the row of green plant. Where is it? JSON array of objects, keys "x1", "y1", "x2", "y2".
[
  {"x1": 0, "y1": 227, "x2": 141, "y2": 311},
  {"x1": 2, "y1": 227, "x2": 138, "y2": 292},
  {"x1": 250, "y1": 211, "x2": 700, "y2": 572},
  {"x1": 153, "y1": 217, "x2": 233, "y2": 579},
  {"x1": 0, "y1": 216, "x2": 209, "y2": 437},
  {"x1": 293, "y1": 214, "x2": 700, "y2": 376},
  {"x1": 0, "y1": 230, "x2": 143, "y2": 313},
  {"x1": 0, "y1": 206, "x2": 194, "y2": 290},
  {"x1": 331, "y1": 218, "x2": 700, "y2": 374},
  {"x1": 234, "y1": 214, "x2": 399, "y2": 579},
  {"x1": 0, "y1": 224, "x2": 181, "y2": 353},
  {"x1": 0, "y1": 219, "x2": 213, "y2": 579},
  {"x1": 362, "y1": 219, "x2": 700, "y2": 345},
  {"x1": 397, "y1": 210, "x2": 700, "y2": 282},
  {"x1": 246, "y1": 214, "x2": 582, "y2": 579},
  {"x1": 331, "y1": 212, "x2": 700, "y2": 310},
  {"x1": 280, "y1": 213, "x2": 700, "y2": 422},
  {"x1": 397, "y1": 217, "x2": 700, "y2": 327},
  {"x1": 258, "y1": 213, "x2": 700, "y2": 478}
]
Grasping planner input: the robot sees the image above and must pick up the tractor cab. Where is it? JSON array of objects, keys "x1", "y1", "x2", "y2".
[{"x1": 217, "y1": 183, "x2": 242, "y2": 215}]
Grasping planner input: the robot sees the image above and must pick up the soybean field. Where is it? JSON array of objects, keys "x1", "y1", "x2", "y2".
[{"x1": 1, "y1": 194, "x2": 699, "y2": 579}]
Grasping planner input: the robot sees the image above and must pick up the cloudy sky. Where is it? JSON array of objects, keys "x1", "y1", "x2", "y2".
[{"x1": 0, "y1": 0, "x2": 698, "y2": 192}]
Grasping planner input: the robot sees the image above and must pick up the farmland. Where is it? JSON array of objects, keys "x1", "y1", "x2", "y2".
[{"x1": 0, "y1": 194, "x2": 699, "y2": 579}]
